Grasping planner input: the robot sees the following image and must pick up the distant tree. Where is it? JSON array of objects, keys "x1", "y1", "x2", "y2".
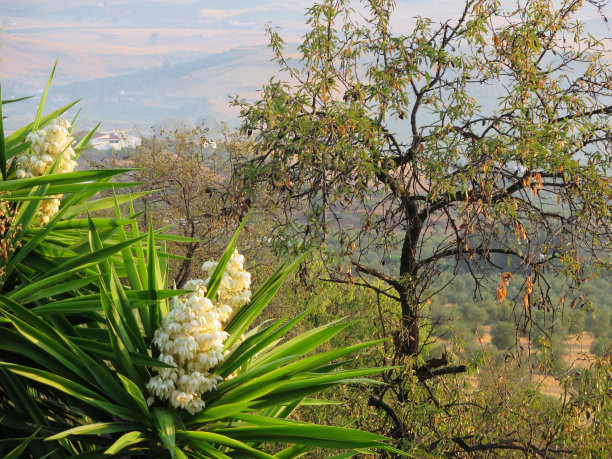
[
  {"x1": 459, "y1": 302, "x2": 489, "y2": 325},
  {"x1": 491, "y1": 321, "x2": 515, "y2": 350},
  {"x1": 588, "y1": 308, "x2": 612, "y2": 338},
  {"x1": 235, "y1": 0, "x2": 612, "y2": 360},
  {"x1": 590, "y1": 336, "x2": 612, "y2": 360},
  {"x1": 108, "y1": 124, "x2": 268, "y2": 287}
]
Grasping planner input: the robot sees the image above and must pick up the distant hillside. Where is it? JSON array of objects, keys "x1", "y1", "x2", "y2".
[{"x1": 2, "y1": 46, "x2": 279, "y2": 131}]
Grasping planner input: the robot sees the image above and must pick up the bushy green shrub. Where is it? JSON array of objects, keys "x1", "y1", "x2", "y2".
[
  {"x1": 0, "y1": 76, "x2": 395, "y2": 458},
  {"x1": 491, "y1": 322, "x2": 515, "y2": 350}
]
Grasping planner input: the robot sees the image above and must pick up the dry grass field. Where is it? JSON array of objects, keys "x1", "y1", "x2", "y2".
[{"x1": 475, "y1": 327, "x2": 597, "y2": 397}]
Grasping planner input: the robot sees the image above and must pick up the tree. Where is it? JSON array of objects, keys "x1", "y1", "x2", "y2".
[
  {"x1": 103, "y1": 124, "x2": 273, "y2": 287},
  {"x1": 491, "y1": 321, "x2": 515, "y2": 350},
  {"x1": 235, "y1": 0, "x2": 611, "y2": 359}
]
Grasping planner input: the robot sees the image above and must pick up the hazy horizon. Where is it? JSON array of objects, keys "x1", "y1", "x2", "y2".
[{"x1": 1, "y1": 1, "x2": 609, "y2": 131}]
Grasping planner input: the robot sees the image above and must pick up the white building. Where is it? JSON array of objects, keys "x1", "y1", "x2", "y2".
[{"x1": 91, "y1": 131, "x2": 142, "y2": 151}]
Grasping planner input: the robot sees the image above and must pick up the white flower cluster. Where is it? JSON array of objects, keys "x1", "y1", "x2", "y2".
[
  {"x1": 17, "y1": 118, "x2": 77, "y2": 178},
  {"x1": 201, "y1": 249, "x2": 252, "y2": 319},
  {"x1": 147, "y1": 250, "x2": 251, "y2": 414},
  {"x1": 16, "y1": 119, "x2": 78, "y2": 225}
]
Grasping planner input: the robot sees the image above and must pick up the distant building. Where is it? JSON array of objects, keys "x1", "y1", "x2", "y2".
[{"x1": 91, "y1": 130, "x2": 142, "y2": 151}]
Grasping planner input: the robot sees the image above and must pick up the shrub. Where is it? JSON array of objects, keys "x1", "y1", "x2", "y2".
[
  {"x1": 0, "y1": 77, "x2": 395, "y2": 458},
  {"x1": 491, "y1": 322, "x2": 515, "y2": 350}
]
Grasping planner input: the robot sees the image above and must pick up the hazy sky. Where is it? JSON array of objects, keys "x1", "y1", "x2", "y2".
[
  {"x1": 1, "y1": 1, "x2": 609, "y2": 129},
  {"x1": 2, "y1": 0, "x2": 607, "y2": 86},
  {"x1": 0, "y1": 1, "x2": 463, "y2": 88}
]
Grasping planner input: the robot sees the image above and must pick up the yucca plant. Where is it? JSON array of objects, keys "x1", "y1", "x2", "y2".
[{"x1": 0, "y1": 73, "x2": 397, "y2": 458}]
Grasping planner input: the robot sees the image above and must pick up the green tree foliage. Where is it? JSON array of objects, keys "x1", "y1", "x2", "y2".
[
  {"x1": 235, "y1": 0, "x2": 612, "y2": 360},
  {"x1": 491, "y1": 321, "x2": 515, "y2": 350},
  {"x1": 590, "y1": 336, "x2": 612, "y2": 359},
  {"x1": 587, "y1": 307, "x2": 612, "y2": 338}
]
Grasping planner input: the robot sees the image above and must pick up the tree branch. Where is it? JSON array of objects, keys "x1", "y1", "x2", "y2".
[
  {"x1": 368, "y1": 395, "x2": 406, "y2": 439},
  {"x1": 418, "y1": 247, "x2": 523, "y2": 269},
  {"x1": 319, "y1": 277, "x2": 401, "y2": 302},
  {"x1": 554, "y1": 105, "x2": 612, "y2": 123},
  {"x1": 415, "y1": 355, "x2": 467, "y2": 381},
  {"x1": 352, "y1": 261, "x2": 401, "y2": 289}
]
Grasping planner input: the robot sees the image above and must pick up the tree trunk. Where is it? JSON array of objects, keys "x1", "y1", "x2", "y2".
[
  {"x1": 398, "y1": 199, "x2": 422, "y2": 356},
  {"x1": 174, "y1": 241, "x2": 199, "y2": 288}
]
